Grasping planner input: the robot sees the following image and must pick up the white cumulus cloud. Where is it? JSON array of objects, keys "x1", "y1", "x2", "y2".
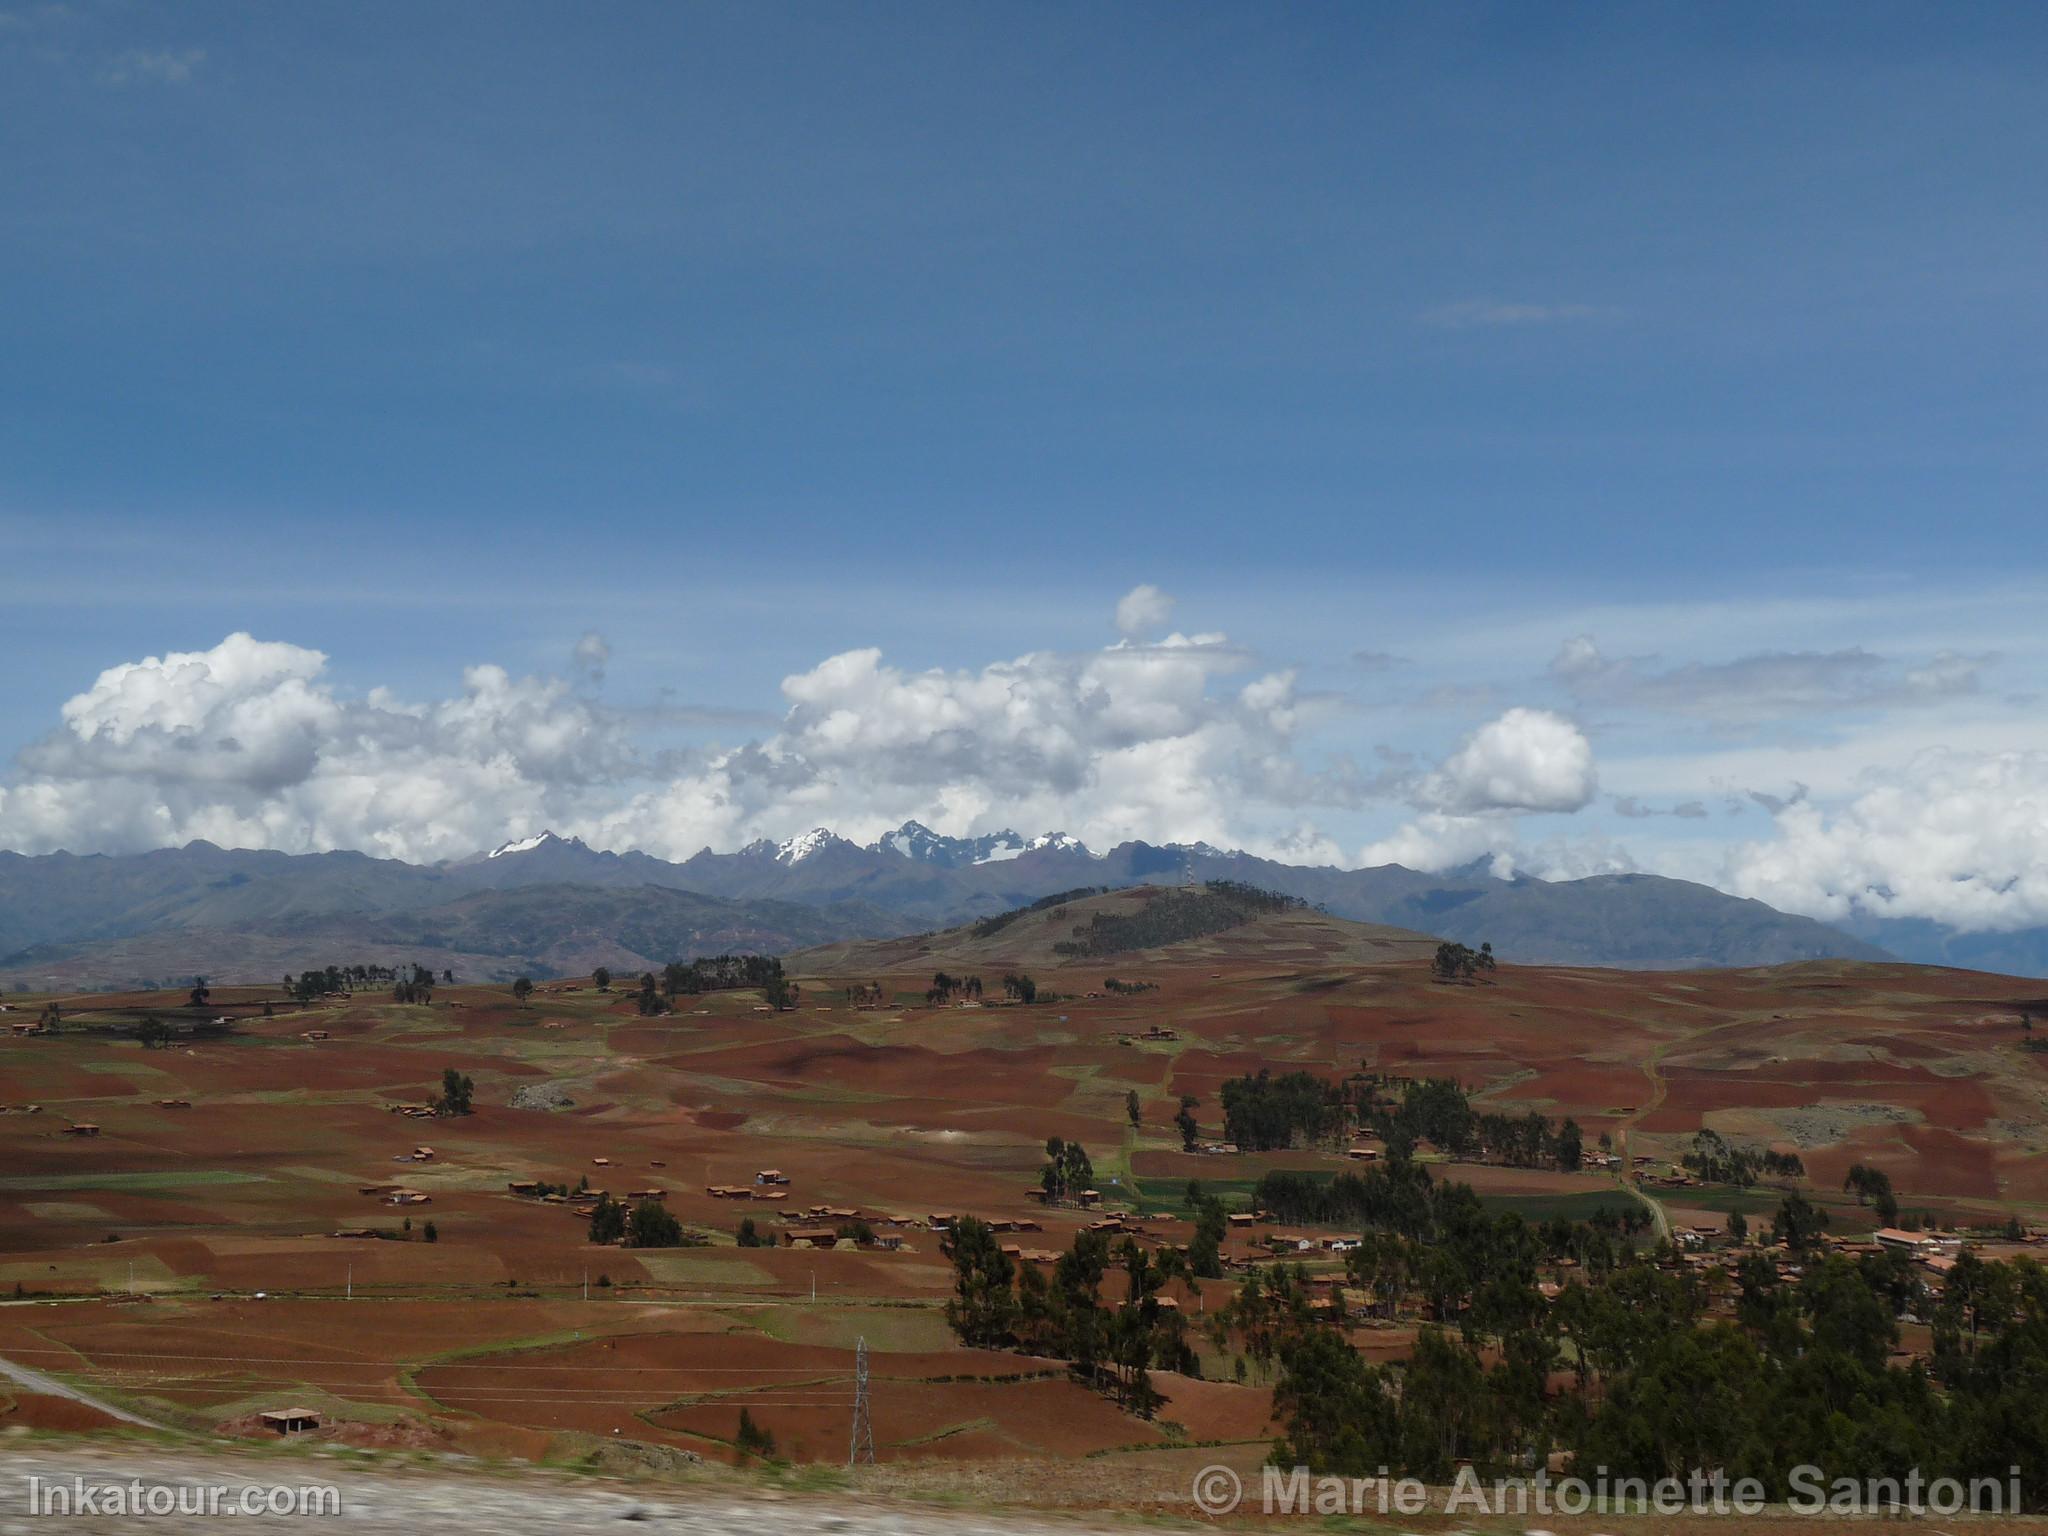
[
  {"x1": 1725, "y1": 747, "x2": 2048, "y2": 931},
  {"x1": 1353, "y1": 708, "x2": 1599, "y2": 874},
  {"x1": 0, "y1": 603, "x2": 1370, "y2": 864},
  {"x1": 3, "y1": 634, "x2": 637, "y2": 861},
  {"x1": 1113, "y1": 583, "x2": 1176, "y2": 637},
  {"x1": 606, "y1": 628, "x2": 1302, "y2": 857},
  {"x1": 1422, "y1": 707, "x2": 1597, "y2": 815},
  {"x1": 0, "y1": 602, "x2": 1639, "y2": 883}
]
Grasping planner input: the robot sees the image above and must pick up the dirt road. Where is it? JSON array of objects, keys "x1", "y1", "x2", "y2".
[{"x1": 0, "y1": 1353, "x2": 166, "y2": 1431}]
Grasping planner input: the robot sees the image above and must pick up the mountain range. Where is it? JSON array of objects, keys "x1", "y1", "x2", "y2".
[{"x1": 0, "y1": 819, "x2": 1962, "y2": 990}]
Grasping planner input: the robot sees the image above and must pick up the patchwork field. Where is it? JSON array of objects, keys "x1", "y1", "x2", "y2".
[{"x1": 3, "y1": 893, "x2": 2047, "y2": 1488}]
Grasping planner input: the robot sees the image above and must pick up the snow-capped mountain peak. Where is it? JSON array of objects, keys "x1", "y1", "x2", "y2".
[
  {"x1": 1026, "y1": 831, "x2": 1093, "y2": 856},
  {"x1": 775, "y1": 828, "x2": 842, "y2": 864},
  {"x1": 874, "y1": 820, "x2": 1029, "y2": 868},
  {"x1": 488, "y1": 831, "x2": 562, "y2": 859},
  {"x1": 739, "y1": 823, "x2": 1096, "y2": 868},
  {"x1": 875, "y1": 820, "x2": 941, "y2": 859}
]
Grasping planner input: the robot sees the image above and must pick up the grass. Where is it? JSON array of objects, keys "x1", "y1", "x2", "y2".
[
  {"x1": 1664, "y1": 1185, "x2": 1791, "y2": 1216},
  {"x1": 0, "y1": 1169, "x2": 269, "y2": 1193},
  {"x1": 1135, "y1": 1166, "x2": 1651, "y2": 1226},
  {"x1": 1472, "y1": 1190, "x2": 1645, "y2": 1224},
  {"x1": 889, "y1": 1415, "x2": 1000, "y2": 1448},
  {"x1": 764, "y1": 1462, "x2": 854, "y2": 1494},
  {"x1": 0, "y1": 1251, "x2": 183, "y2": 1291},
  {"x1": 1129, "y1": 1168, "x2": 1334, "y2": 1215},
  {"x1": 757, "y1": 1305, "x2": 952, "y2": 1352},
  {"x1": 629, "y1": 1252, "x2": 777, "y2": 1287}
]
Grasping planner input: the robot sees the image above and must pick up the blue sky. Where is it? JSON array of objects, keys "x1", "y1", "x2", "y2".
[{"x1": 5, "y1": 4, "x2": 2048, "y2": 931}]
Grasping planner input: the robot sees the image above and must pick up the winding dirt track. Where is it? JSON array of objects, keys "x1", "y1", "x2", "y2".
[{"x1": 0, "y1": 1348, "x2": 167, "y2": 1431}]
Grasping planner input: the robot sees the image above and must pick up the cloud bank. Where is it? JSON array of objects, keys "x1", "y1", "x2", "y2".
[
  {"x1": 1726, "y1": 748, "x2": 2048, "y2": 931},
  {"x1": 5, "y1": 603, "x2": 2040, "y2": 940},
  {"x1": 1551, "y1": 636, "x2": 1987, "y2": 724},
  {"x1": 0, "y1": 600, "x2": 1402, "y2": 865}
]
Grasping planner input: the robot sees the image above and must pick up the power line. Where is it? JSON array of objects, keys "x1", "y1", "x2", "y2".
[{"x1": 848, "y1": 1335, "x2": 875, "y2": 1466}]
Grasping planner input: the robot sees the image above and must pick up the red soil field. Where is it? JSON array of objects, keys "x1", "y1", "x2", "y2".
[{"x1": 3, "y1": 939, "x2": 2045, "y2": 1469}]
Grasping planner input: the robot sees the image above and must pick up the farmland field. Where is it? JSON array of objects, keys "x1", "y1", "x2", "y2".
[{"x1": 3, "y1": 893, "x2": 2047, "y2": 1505}]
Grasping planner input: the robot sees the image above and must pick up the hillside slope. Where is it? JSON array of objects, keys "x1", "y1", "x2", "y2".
[
  {"x1": 787, "y1": 883, "x2": 1441, "y2": 976},
  {"x1": 0, "y1": 830, "x2": 1898, "y2": 985},
  {"x1": 0, "y1": 883, "x2": 902, "y2": 991}
]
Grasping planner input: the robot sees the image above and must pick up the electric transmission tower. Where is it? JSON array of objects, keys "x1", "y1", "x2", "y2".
[{"x1": 848, "y1": 1335, "x2": 875, "y2": 1466}]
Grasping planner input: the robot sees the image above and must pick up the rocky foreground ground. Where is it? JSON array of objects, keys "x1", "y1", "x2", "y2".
[
  {"x1": 8, "y1": 1440, "x2": 2048, "y2": 1536},
  {"x1": 0, "y1": 1442, "x2": 1138, "y2": 1536}
]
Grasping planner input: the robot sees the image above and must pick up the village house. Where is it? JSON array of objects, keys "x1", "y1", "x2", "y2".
[
  {"x1": 754, "y1": 1169, "x2": 790, "y2": 1185},
  {"x1": 63, "y1": 1123, "x2": 99, "y2": 1137},
  {"x1": 783, "y1": 1228, "x2": 838, "y2": 1249},
  {"x1": 259, "y1": 1408, "x2": 323, "y2": 1435}
]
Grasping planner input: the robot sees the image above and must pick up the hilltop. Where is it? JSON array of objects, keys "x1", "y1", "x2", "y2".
[{"x1": 788, "y1": 882, "x2": 1441, "y2": 976}]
